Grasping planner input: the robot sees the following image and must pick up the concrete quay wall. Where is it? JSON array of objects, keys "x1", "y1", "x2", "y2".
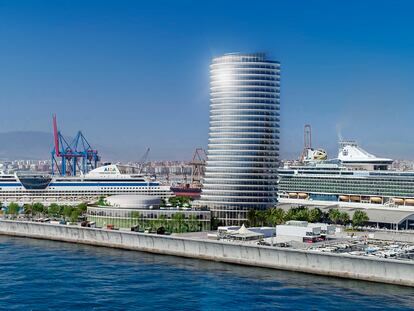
[{"x1": 1, "y1": 220, "x2": 413, "y2": 287}]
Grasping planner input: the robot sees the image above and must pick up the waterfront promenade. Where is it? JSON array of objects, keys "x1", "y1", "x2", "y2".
[{"x1": 0, "y1": 220, "x2": 413, "y2": 287}]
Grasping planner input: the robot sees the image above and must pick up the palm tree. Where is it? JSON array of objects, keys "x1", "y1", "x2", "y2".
[
  {"x1": 272, "y1": 208, "x2": 286, "y2": 225},
  {"x1": 32, "y1": 203, "x2": 45, "y2": 217},
  {"x1": 256, "y1": 210, "x2": 267, "y2": 227},
  {"x1": 328, "y1": 209, "x2": 341, "y2": 224},
  {"x1": 339, "y1": 212, "x2": 350, "y2": 225},
  {"x1": 23, "y1": 204, "x2": 33, "y2": 218},
  {"x1": 48, "y1": 203, "x2": 61, "y2": 218},
  {"x1": 7, "y1": 202, "x2": 20, "y2": 218},
  {"x1": 247, "y1": 209, "x2": 257, "y2": 227},
  {"x1": 295, "y1": 208, "x2": 310, "y2": 221},
  {"x1": 309, "y1": 208, "x2": 323, "y2": 223},
  {"x1": 352, "y1": 210, "x2": 369, "y2": 228}
]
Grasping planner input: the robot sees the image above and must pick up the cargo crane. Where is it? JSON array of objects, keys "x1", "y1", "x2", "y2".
[
  {"x1": 170, "y1": 148, "x2": 206, "y2": 199},
  {"x1": 138, "y1": 147, "x2": 150, "y2": 174},
  {"x1": 300, "y1": 124, "x2": 312, "y2": 162},
  {"x1": 51, "y1": 114, "x2": 100, "y2": 176},
  {"x1": 300, "y1": 124, "x2": 327, "y2": 163},
  {"x1": 190, "y1": 148, "x2": 207, "y2": 188}
]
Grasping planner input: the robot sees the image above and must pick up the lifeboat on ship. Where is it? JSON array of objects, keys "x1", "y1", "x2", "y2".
[
  {"x1": 298, "y1": 193, "x2": 308, "y2": 199},
  {"x1": 288, "y1": 192, "x2": 298, "y2": 198},
  {"x1": 370, "y1": 197, "x2": 382, "y2": 204},
  {"x1": 350, "y1": 196, "x2": 361, "y2": 202},
  {"x1": 405, "y1": 199, "x2": 414, "y2": 206},
  {"x1": 339, "y1": 195, "x2": 349, "y2": 202},
  {"x1": 393, "y1": 198, "x2": 405, "y2": 205}
]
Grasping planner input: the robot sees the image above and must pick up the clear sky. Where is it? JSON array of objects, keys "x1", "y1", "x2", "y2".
[{"x1": 1, "y1": 0, "x2": 414, "y2": 161}]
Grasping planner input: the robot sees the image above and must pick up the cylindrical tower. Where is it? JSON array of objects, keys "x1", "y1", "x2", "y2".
[{"x1": 199, "y1": 53, "x2": 280, "y2": 225}]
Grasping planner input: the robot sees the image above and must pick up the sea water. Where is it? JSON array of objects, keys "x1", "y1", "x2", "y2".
[{"x1": 0, "y1": 236, "x2": 413, "y2": 310}]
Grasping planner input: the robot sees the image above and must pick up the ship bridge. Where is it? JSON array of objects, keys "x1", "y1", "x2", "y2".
[
  {"x1": 16, "y1": 174, "x2": 52, "y2": 190},
  {"x1": 338, "y1": 140, "x2": 393, "y2": 170}
]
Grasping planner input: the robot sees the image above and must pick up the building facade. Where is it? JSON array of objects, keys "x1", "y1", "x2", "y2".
[
  {"x1": 87, "y1": 206, "x2": 211, "y2": 232},
  {"x1": 199, "y1": 53, "x2": 280, "y2": 225},
  {"x1": 87, "y1": 194, "x2": 210, "y2": 232}
]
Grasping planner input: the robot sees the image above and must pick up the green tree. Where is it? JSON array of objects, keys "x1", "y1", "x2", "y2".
[
  {"x1": 48, "y1": 203, "x2": 61, "y2": 218},
  {"x1": 172, "y1": 213, "x2": 185, "y2": 233},
  {"x1": 352, "y1": 210, "x2": 369, "y2": 228},
  {"x1": 309, "y1": 208, "x2": 323, "y2": 223},
  {"x1": 168, "y1": 196, "x2": 192, "y2": 208},
  {"x1": 158, "y1": 215, "x2": 167, "y2": 230},
  {"x1": 266, "y1": 208, "x2": 285, "y2": 226},
  {"x1": 339, "y1": 212, "x2": 350, "y2": 225},
  {"x1": 131, "y1": 211, "x2": 140, "y2": 227},
  {"x1": 187, "y1": 215, "x2": 199, "y2": 232},
  {"x1": 284, "y1": 208, "x2": 296, "y2": 221},
  {"x1": 63, "y1": 206, "x2": 73, "y2": 220},
  {"x1": 328, "y1": 208, "x2": 341, "y2": 224},
  {"x1": 247, "y1": 209, "x2": 257, "y2": 227},
  {"x1": 76, "y1": 203, "x2": 87, "y2": 215},
  {"x1": 256, "y1": 210, "x2": 267, "y2": 226},
  {"x1": 23, "y1": 204, "x2": 33, "y2": 217},
  {"x1": 97, "y1": 196, "x2": 109, "y2": 206},
  {"x1": 295, "y1": 208, "x2": 310, "y2": 221},
  {"x1": 178, "y1": 196, "x2": 191, "y2": 205},
  {"x1": 284, "y1": 207, "x2": 310, "y2": 222},
  {"x1": 7, "y1": 202, "x2": 20, "y2": 217},
  {"x1": 70, "y1": 209, "x2": 80, "y2": 223},
  {"x1": 32, "y1": 203, "x2": 45, "y2": 217},
  {"x1": 210, "y1": 216, "x2": 221, "y2": 230}
]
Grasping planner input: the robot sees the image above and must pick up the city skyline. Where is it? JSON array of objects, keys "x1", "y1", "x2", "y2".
[{"x1": 2, "y1": 1, "x2": 414, "y2": 160}]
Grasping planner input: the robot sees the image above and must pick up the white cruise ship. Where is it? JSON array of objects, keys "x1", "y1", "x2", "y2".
[
  {"x1": 0, "y1": 164, "x2": 172, "y2": 205},
  {"x1": 278, "y1": 140, "x2": 414, "y2": 208}
]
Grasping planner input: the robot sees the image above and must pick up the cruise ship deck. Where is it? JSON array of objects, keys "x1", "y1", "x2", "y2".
[
  {"x1": 0, "y1": 164, "x2": 172, "y2": 205},
  {"x1": 278, "y1": 141, "x2": 414, "y2": 208}
]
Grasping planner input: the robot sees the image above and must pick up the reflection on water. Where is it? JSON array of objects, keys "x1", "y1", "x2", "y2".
[{"x1": 0, "y1": 236, "x2": 413, "y2": 311}]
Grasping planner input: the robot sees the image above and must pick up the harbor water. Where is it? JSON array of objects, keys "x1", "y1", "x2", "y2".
[{"x1": 0, "y1": 236, "x2": 413, "y2": 310}]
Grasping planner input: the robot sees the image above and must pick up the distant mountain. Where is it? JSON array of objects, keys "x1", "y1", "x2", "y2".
[
  {"x1": 0, "y1": 131, "x2": 53, "y2": 160},
  {"x1": 0, "y1": 131, "x2": 313, "y2": 162},
  {"x1": 0, "y1": 131, "x2": 123, "y2": 161}
]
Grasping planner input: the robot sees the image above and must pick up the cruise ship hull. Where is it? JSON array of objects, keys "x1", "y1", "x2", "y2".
[{"x1": 0, "y1": 165, "x2": 172, "y2": 206}]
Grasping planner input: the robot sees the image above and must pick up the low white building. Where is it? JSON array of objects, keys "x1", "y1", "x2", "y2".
[
  {"x1": 217, "y1": 226, "x2": 275, "y2": 238},
  {"x1": 308, "y1": 223, "x2": 336, "y2": 236},
  {"x1": 276, "y1": 222, "x2": 322, "y2": 243},
  {"x1": 222, "y1": 224, "x2": 264, "y2": 241}
]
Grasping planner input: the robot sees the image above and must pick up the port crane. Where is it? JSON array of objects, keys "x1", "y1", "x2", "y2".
[
  {"x1": 51, "y1": 114, "x2": 100, "y2": 176},
  {"x1": 138, "y1": 147, "x2": 150, "y2": 174},
  {"x1": 300, "y1": 124, "x2": 312, "y2": 162},
  {"x1": 190, "y1": 148, "x2": 207, "y2": 188}
]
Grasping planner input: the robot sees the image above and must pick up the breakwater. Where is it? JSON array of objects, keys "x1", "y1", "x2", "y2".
[{"x1": 0, "y1": 220, "x2": 413, "y2": 287}]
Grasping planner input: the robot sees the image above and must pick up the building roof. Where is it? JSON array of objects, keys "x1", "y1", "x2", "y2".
[
  {"x1": 227, "y1": 224, "x2": 264, "y2": 239},
  {"x1": 106, "y1": 194, "x2": 161, "y2": 209},
  {"x1": 337, "y1": 140, "x2": 393, "y2": 164},
  {"x1": 276, "y1": 203, "x2": 414, "y2": 225},
  {"x1": 340, "y1": 208, "x2": 414, "y2": 225}
]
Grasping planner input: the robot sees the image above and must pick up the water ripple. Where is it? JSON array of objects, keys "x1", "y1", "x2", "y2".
[{"x1": 0, "y1": 236, "x2": 413, "y2": 310}]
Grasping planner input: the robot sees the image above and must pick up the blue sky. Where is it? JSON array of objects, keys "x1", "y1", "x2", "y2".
[{"x1": 1, "y1": 0, "x2": 414, "y2": 160}]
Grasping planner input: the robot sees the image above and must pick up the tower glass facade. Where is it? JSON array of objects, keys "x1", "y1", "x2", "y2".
[{"x1": 199, "y1": 53, "x2": 280, "y2": 225}]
